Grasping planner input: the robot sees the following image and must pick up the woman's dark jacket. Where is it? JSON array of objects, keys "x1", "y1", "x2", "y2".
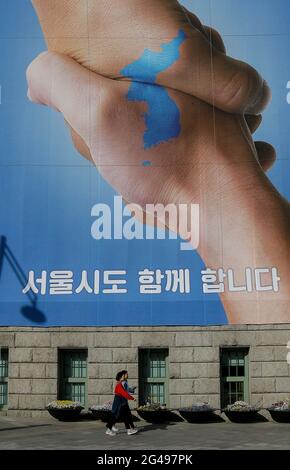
[{"x1": 111, "y1": 382, "x2": 134, "y2": 418}]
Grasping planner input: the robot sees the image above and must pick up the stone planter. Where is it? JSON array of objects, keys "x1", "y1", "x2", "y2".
[
  {"x1": 137, "y1": 409, "x2": 172, "y2": 423},
  {"x1": 179, "y1": 408, "x2": 218, "y2": 423},
  {"x1": 90, "y1": 409, "x2": 113, "y2": 422},
  {"x1": 223, "y1": 409, "x2": 260, "y2": 423},
  {"x1": 267, "y1": 408, "x2": 290, "y2": 423},
  {"x1": 47, "y1": 408, "x2": 83, "y2": 421},
  {"x1": 90, "y1": 408, "x2": 131, "y2": 423}
]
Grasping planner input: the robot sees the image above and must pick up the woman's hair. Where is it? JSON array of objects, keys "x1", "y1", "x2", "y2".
[{"x1": 116, "y1": 370, "x2": 126, "y2": 381}]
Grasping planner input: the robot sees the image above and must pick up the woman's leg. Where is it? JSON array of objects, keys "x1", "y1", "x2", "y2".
[
  {"x1": 118, "y1": 405, "x2": 130, "y2": 430},
  {"x1": 123, "y1": 404, "x2": 135, "y2": 429},
  {"x1": 106, "y1": 413, "x2": 117, "y2": 430}
]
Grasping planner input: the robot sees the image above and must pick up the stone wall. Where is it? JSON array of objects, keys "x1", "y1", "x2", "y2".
[{"x1": 0, "y1": 325, "x2": 290, "y2": 417}]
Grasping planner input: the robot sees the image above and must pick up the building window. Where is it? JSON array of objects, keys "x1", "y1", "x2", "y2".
[
  {"x1": 139, "y1": 349, "x2": 169, "y2": 406},
  {"x1": 0, "y1": 348, "x2": 8, "y2": 408},
  {"x1": 58, "y1": 350, "x2": 88, "y2": 407},
  {"x1": 220, "y1": 347, "x2": 249, "y2": 408}
]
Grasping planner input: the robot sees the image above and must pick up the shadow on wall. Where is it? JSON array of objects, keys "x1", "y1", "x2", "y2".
[{"x1": 0, "y1": 235, "x2": 46, "y2": 323}]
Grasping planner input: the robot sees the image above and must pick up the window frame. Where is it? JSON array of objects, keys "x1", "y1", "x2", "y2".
[
  {"x1": 0, "y1": 348, "x2": 9, "y2": 410},
  {"x1": 138, "y1": 348, "x2": 169, "y2": 407},
  {"x1": 220, "y1": 346, "x2": 249, "y2": 409},
  {"x1": 57, "y1": 349, "x2": 88, "y2": 408}
]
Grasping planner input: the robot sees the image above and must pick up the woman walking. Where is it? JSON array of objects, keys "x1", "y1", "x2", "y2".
[{"x1": 106, "y1": 371, "x2": 138, "y2": 436}]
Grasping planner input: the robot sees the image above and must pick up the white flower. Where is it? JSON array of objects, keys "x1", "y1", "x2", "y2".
[
  {"x1": 46, "y1": 400, "x2": 83, "y2": 410},
  {"x1": 90, "y1": 401, "x2": 113, "y2": 411},
  {"x1": 271, "y1": 400, "x2": 290, "y2": 410},
  {"x1": 227, "y1": 401, "x2": 257, "y2": 411}
]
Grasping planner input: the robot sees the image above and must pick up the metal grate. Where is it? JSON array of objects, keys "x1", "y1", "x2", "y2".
[
  {"x1": 63, "y1": 382, "x2": 86, "y2": 404},
  {"x1": 59, "y1": 350, "x2": 87, "y2": 407},
  {"x1": 63, "y1": 351, "x2": 87, "y2": 379},
  {"x1": 144, "y1": 383, "x2": 165, "y2": 404},
  {"x1": 0, "y1": 349, "x2": 8, "y2": 378},
  {"x1": 0, "y1": 383, "x2": 8, "y2": 406},
  {"x1": 222, "y1": 381, "x2": 244, "y2": 405},
  {"x1": 139, "y1": 349, "x2": 168, "y2": 405},
  {"x1": 220, "y1": 348, "x2": 249, "y2": 408},
  {"x1": 0, "y1": 349, "x2": 8, "y2": 406}
]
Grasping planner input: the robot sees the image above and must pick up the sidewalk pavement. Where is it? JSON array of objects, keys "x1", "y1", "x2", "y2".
[{"x1": 0, "y1": 414, "x2": 290, "y2": 450}]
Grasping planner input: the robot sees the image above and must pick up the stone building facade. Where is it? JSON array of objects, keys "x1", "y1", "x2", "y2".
[{"x1": 0, "y1": 324, "x2": 290, "y2": 417}]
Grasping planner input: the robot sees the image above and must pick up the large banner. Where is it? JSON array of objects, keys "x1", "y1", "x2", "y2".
[{"x1": 0, "y1": 0, "x2": 289, "y2": 326}]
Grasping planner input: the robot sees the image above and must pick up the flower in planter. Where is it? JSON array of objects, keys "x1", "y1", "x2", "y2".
[
  {"x1": 270, "y1": 400, "x2": 290, "y2": 410},
  {"x1": 180, "y1": 402, "x2": 215, "y2": 412},
  {"x1": 46, "y1": 400, "x2": 84, "y2": 410},
  {"x1": 137, "y1": 403, "x2": 167, "y2": 412},
  {"x1": 90, "y1": 401, "x2": 113, "y2": 411},
  {"x1": 226, "y1": 401, "x2": 258, "y2": 411}
]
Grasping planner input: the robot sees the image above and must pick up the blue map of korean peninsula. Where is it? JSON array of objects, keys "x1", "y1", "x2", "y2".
[{"x1": 120, "y1": 30, "x2": 187, "y2": 149}]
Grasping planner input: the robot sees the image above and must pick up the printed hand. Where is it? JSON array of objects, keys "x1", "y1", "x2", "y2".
[
  {"x1": 27, "y1": 51, "x2": 290, "y2": 324},
  {"x1": 31, "y1": 0, "x2": 270, "y2": 114},
  {"x1": 26, "y1": 51, "x2": 272, "y2": 216}
]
